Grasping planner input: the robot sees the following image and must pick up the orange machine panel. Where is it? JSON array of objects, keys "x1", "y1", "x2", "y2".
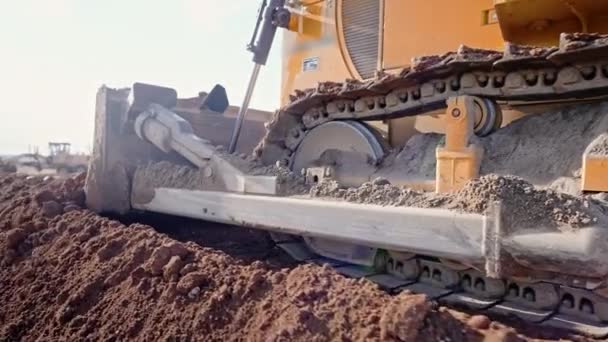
[
  {"x1": 280, "y1": 1, "x2": 353, "y2": 106},
  {"x1": 382, "y1": 0, "x2": 504, "y2": 70},
  {"x1": 495, "y1": 0, "x2": 608, "y2": 46}
]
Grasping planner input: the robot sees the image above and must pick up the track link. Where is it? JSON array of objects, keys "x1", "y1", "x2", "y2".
[
  {"x1": 255, "y1": 33, "x2": 608, "y2": 168},
  {"x1": 272, "y1": 237, "x2": 608, "y2": 338},
  {"x1": 250, "y1": 32, "x2": 608, "y2": 337}
]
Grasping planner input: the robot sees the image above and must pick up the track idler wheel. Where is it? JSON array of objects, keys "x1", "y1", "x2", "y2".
[{"x1": 472, "y1": 97, "x2": 502, "y2": 137}]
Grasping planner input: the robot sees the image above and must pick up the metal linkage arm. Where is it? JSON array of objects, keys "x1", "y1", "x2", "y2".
[{"x1": 229, "y1": 0, "x2": 291, "y2": 153}]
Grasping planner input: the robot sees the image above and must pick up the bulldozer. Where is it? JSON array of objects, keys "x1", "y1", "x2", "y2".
[
  {"x1": 47, "y1": 142, "x2": 89, "y2": 175},
  {"x1": 0, "y1": 157, "x2": 16, "y2": 174},
  {"x1": 85, "y1": 0, "x2": 608, "y2": 336},
  {"x1": 13, "y1": 143, "x2": 88, "y2": 176}
]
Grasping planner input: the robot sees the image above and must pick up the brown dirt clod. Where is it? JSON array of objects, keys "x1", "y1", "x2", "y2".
[
  {"x1": 41, "y1": 200, "x2": 63, "y2": 218},
  {"x1": 3, "y1": 228, "x2": 28, "y2": 250},
  {"x1": 468, "y1": 315, "x2": 492, "y2": 330},
  {"x1": 145, "y1": 242, "x2": 190, "y2": 276}
]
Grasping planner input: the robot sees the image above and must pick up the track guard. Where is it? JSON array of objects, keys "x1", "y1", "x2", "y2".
[
  {"x1": 130, "y1": 83, "x2": 178, "y2": 116},
  {"x1": 200, "y1": 84, "x2": 229, "y2": 113}
]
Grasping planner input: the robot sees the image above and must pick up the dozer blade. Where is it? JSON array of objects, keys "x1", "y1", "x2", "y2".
[{"x1": 84, "y1": 83, "x2": 270, "y2": 214}]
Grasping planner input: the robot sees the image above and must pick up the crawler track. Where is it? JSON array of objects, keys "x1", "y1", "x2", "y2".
[
  {"x1": 252, "y1": 33, "x2": 608, "y2": 338},
  {"x1": 256, "y1": 33, "x2": 608, "y2": 168},
  {"x1": 266, "y1": 236, "x2": 606, "y2": 338},
  {"x1": 123, "y1": 210, "x2": 592, "y2": 340}
]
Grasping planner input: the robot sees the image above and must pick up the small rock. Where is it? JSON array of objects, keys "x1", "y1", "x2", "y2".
[
  {"x1": 163, "y1": 255, "x2": 184, "y2": 281},
  {"x1": 187, "y1": 286, "x2": 201, "y2": 299},
  {"x1": 467, "y1": 315, "x2": 491, "y2": 330},
  {"x1": 372, "y1": 177, "x2": 391, "y2": 186},
  {"x1": 146, "y1": 242, "x2": 190, "y2": 276},
  {"x1": 34, "y1": 190, "x2": 57, "y2": 204},
  {"x1": 42, "y1": 201, "x2": 63, "y2": 218},
  {"x1": 176, "y1": 272, "x2": 208, "y2": 295}
]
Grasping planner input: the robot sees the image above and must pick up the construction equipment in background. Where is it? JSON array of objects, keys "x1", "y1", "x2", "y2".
[
  {"x1": 13, "y1": 153, "x2": 53, "y2": 176},
  {"x1": 47, "y1": 142, "x2": 89, "y2": 175},
  {"x1": 0, "y1": 157, "x2": 16, "y2": 173},
  {"x1": 86, "y1": 0, "x2": 608, "y2": 337},
  {"x1": 13, "y1": 142, "x2": 88, "y2": 176}
]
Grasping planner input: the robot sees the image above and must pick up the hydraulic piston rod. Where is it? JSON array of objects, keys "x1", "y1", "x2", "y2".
[
  {"x1": 228, "y1": 0, "x2": 290, "y2": 153},
  {"x1": 229, "y1": 64, "x2": 262, "y2": 153}
]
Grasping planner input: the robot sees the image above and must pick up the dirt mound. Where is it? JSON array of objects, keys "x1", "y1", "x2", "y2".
[
  {"x1": 377, "y1": 133, "x2": 443, "y2": 182},
  {"x1": 132, "y1": 160, "x2": 308, "y2": 202},
  {"x1": 310, "y1": 177, "x2": 442, "y2": 207},
  {"x1": 311, "y1": 174, "x2": 605, "y2": 232},
  {"x1": 380, "y1": 101, "x2": 608, "y2": 189},
  {"x1": 451, "y1": 175, "x2": 601, "y2": 231},
  {"x1": 0, "y1": 174, "x2": 588, "y2": 341},
  {"x1": 587, "y1": 133, "x2": 608, "y2": 156}
]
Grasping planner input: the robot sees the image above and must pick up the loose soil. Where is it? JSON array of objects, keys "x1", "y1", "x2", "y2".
[
  {"x1": 587, "y1": 133, "x2": 608, "y2": 156},
  {"x1": 0, "y1": 173, "x2": 591, "y2": 341},
  {"x1": 307, "y1": 101, "x2": 608, "y2": 232},
  {"x1": 311, "y1": 174, "x2": 607, "y2": 233},
  {"x1": 132, "y1": 159, "x2": 308, "y2": 201},
  {"x1": 380, "y1": 101, "x2": 608, "y2": 189}
]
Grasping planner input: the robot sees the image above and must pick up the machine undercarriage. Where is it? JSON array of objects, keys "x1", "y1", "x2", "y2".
[{"x1": 85, "y1": 34, "x2": 608, "y2": 337}]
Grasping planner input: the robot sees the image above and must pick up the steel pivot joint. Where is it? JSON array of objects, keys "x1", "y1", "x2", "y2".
[{"x1": 248, "y1": 0, "x2": 291, "y2": 66}]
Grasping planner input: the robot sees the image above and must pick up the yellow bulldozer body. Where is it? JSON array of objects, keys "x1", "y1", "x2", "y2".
[{"x1": 282, "y1": 0, "x2": 608, "y2": 103}]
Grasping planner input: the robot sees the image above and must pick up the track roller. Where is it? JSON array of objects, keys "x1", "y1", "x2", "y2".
[{"x1": 472, "y1": 97, "x2": 502, "y2": 137}]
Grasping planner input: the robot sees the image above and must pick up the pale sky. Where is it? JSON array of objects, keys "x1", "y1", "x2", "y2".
[{"x1": 0, "y1": 0, "x2": 282, "y2": 155}]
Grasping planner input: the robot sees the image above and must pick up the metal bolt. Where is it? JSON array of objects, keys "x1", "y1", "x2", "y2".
[
  {"x1": 203, "y1": 166, "x2": 213, "y2": 178},
  {"x1": 451, "y1": 108, "x2": 461, "y2": 118}
]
